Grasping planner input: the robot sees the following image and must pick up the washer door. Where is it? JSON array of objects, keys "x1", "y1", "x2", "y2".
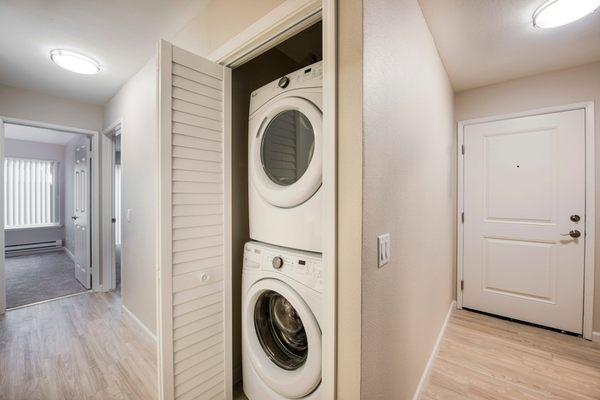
[
  {"x1": 250, "y1": 96, "x2": 322, "y2": 208},
  {"x1": 244, "y1": 279, "x2": 321, "y2": 398}
]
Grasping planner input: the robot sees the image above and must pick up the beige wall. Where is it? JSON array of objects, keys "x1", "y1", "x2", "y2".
[
  {"x1": 0, "y1": 83, "x2": 102, "y2": 132},
  {"x1": 172, "y1": 0, "x2": 285, "y2": 57},
  {"x1": 336, "y1": 0, "x2": 363, "y2": 399},
  {"x1": 103, "y1": 58, "x2": 158, "y2": 335},
  {"x1": 455, "y1": 61, "x2": 600, "y2": 333},
  {"x1": 361, "y1": 0, "x2": 456, "y2": 398}
]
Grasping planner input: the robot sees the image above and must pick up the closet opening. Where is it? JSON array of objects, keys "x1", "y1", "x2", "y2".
[{"x1": 230, "y1": 20, "x2": 323, "y2": 394}]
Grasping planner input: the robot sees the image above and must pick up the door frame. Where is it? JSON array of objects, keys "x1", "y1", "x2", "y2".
[
  {"x1": 206, "y1": 0, "x2": 337, "y2": 397},
  {"x1": 457, "y1": 101, "x2": 596, "y2": 340},
  {"x1": 0, "y1": 116, "x2": 102, "y2": 314},
  {"x1": 101, "y1": 119, "x2": 122, "y2": 291}
]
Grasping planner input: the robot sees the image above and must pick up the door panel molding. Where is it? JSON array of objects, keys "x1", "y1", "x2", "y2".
[{"x1": 457, "y1": 101, "x2": 595, "y2": 340}]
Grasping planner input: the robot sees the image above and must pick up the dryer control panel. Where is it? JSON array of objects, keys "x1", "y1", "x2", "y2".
[
  {"x1": 249, "y1": 60, "x2": 323, "y2": 116},
  {"x1": 243, "y1": 241, "x2": 323, "y2": 293}
]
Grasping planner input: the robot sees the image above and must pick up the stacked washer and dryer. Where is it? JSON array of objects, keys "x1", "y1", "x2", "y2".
[{"x1": 242, "y1": 61, "x2": 324, "y2": 400}]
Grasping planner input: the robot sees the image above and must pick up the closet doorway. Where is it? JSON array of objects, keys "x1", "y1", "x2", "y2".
[{"x1": 102, "y1": 122, "x2": 123, "y2": 293}]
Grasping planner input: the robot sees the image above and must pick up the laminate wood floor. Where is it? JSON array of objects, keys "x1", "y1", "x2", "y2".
[
  {"x1": 420, "y1": 309, "x2": 600, "y2": 400},
  {"x1": 0, "y1": 292, "x2": 157, "y2": 400}
]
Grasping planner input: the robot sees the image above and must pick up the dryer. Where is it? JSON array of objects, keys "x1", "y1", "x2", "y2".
[
  {"x1": 242, "y1": 241, "x2": 322, "y2": 400},
  {"x1": 248, "y1": 61, "x2": 323, "y2": 253}
]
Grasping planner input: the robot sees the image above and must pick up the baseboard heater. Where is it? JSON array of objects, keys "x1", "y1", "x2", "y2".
[{"x1": 5, "y1": 240, "x2": 63, "y2": 256}]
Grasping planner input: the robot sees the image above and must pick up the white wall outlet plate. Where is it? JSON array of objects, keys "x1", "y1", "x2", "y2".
[{"x1": 378, "y1": 233, "x2": 390, "y2": 268}]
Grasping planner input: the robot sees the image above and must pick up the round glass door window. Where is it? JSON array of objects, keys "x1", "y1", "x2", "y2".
[
  {"x1": 261, "y1": 110, "x2": 315, "y2": 186},
  {"x1": 254, "y1": 290, "x2": 308, "y2": 370}
]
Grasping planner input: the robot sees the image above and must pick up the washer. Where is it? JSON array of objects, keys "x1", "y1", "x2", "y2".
[
  {"x1": 248, "y1": 61, "x2": 323, "y2": 253},
  {"x1": 242, "y1": 241, "x2": 322, "y2": 400}
]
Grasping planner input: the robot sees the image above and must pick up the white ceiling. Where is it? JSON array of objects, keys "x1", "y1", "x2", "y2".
[
  {"x1": 5, "y1": 124, "x2": 82, "y2": 145},
  {"x1": 418, "y1": 0, "x2": 600, "y2": 91},
  {"x1": 0, "y1": 0, "x2": 209, "y2": 105}
]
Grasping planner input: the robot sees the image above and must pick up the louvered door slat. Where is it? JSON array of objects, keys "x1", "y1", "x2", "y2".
[{"x1": 158, "y1": 40, "x2": 232, "y2": 400}]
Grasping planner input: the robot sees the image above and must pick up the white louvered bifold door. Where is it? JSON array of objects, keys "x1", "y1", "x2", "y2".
[{"x1": 158, "y1": 40, "x2": 232, "y2": 400}]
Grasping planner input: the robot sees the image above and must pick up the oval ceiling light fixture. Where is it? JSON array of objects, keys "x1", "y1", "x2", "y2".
[
  {"x1": 49, "y1": 49, "x2": 101, "y2": 75},
  {"x1": 533, "y1": 0, "x2": 600, "y2": 28}
]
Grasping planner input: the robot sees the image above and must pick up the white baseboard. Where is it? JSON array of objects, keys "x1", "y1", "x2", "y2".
[
  {"x1": 63, "y1": 246, "x2": 75, "y2": 262},
  {"x1": 412, "y1": 300, "x2": 456, "y2": 400},
  {"x1": 122, "y1": 304, "x2": 157, "y2": 342},
  {"x1": 592, "y1": 331, "x2": 600, "y2": 343}
]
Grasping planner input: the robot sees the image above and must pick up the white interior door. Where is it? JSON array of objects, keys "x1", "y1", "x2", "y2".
[
  {"x1": 73, "y1": 143, "x2": 91, "y2": 289},
  {"x1": 0, "y1": 118, "x2": 4, "y2": 314},
  {"x1": 463, "y1": 109, "x2": 586, "y2": 334},
  {"x1": 157, "y1": 40, "x2": 232, "y2": 400}
]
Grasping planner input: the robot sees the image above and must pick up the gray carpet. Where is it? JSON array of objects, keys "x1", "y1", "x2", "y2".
[{"x1": 5, "y1": 250, "x2": 87, "y2": 309}]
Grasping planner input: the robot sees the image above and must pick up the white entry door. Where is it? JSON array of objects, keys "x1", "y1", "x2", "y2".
[
  {"x1": 73, "y1": 143, "x2": 91, "y2": 289},
  {"x1": 462, "y1": 109, "x2": 586, "y2": 334}
]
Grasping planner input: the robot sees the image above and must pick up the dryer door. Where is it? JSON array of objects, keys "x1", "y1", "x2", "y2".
[
  {"x1": 250, "y1": 96, "x2": 322, "y2": 208},
  {"x1": 244, "y1": 278, "x2": 321, "y2": 398}
]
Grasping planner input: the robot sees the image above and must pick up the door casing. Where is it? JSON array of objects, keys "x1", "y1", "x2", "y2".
[
  {"x1": 101, "y1": 120, "x2": 122, "y2": 292},
  {"x1": 457, "y1": 101, "x2": 596, "y2": 339},
  {"x1": 205, "y1": 1, "x2": 338, "y2": 398},
  {"x1": 0, "y1": 117, "x2": 102, "y2": 315}
]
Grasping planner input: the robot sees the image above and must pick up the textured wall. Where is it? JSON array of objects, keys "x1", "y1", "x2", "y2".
[
  {"x1": 361, "y1": 0, "x2": 456, "y2": 398},
  {"x1": 0, "y1": 84, "x2": 102, "y2": 131},
  {"x1": 172, "y1": 0, "x2": 285, "y2": 57},
  {"x1": 103, "y1": 58, "x2": 157, "y2": 335}
]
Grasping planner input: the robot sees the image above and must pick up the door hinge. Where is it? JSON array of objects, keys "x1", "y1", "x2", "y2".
[
  {"x1": 461, "y1": 212, "x2": 464, "y2": 223},
  {"x1": 460, "y1": 280, "x2": 464, "y2": 291},
  {"x1": 461, "y1": 144, "x2": 465, "y2": 155}
]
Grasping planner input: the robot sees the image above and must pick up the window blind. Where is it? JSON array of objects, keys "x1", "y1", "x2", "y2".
[{"x1": 4, "y1": 157, "x2": 60, "y2": 229}]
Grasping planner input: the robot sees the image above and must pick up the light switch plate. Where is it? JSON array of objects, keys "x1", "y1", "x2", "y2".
[{"x1": 378, "y1": 233, "x2": 390, "y2": 268}]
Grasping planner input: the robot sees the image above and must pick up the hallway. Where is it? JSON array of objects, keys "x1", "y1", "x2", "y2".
[
  {"x1": 421, "y1": 310, "x2": 600, "y2": 400},
  {"x1": 0, "y1": 292, "x2": 157, "y2": 399}
]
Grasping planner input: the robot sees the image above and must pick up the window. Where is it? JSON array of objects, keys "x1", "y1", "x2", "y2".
[{"x1": 4, "y1": 157, "x2": 60, "y2": 229}]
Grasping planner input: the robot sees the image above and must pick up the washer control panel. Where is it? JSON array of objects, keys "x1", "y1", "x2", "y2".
[{"x1": 243, "y1": 242, "x2": 323, "y2": 293}]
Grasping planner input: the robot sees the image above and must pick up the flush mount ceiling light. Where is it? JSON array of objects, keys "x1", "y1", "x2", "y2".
[
  {"x1": 533, "y1": 0, "x2": 600, "y2": 28},
  {"x1": 49, "y1": 49, "x2": 101, "y2": 75}
]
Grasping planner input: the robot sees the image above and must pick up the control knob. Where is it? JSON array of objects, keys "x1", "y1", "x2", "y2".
[{"x1": 272, "y1": 256, "x2": 284, "y2": 269}]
